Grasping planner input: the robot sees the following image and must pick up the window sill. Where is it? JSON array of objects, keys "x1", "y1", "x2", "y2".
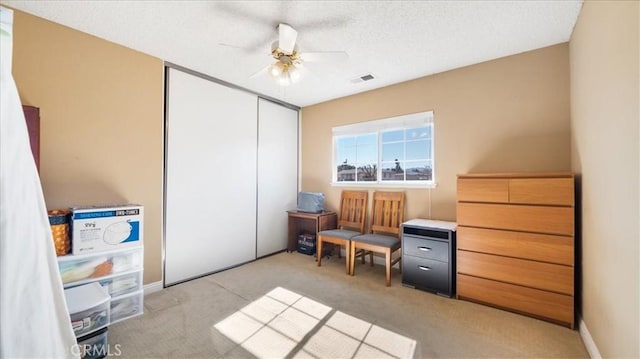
[{"x1": 330, "y1": 181, "x2": 437, "y2": 189}]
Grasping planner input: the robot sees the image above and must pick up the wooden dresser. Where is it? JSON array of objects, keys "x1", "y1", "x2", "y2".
[{"x1": 456, "y1": 172, "x2": 575, "y2": 328}]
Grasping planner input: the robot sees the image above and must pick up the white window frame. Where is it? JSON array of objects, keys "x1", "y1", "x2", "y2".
[{"x1": 331, "y1": 111, "x2": 436, "y2": 188}]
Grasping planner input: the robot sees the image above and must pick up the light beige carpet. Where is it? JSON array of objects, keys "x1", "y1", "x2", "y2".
[
  {"x1": 109, "y1": 252, "x2": 588, "y2": 358},
  {"x1": 213, "y1": 286, "x2": 416, "y2": 358}
]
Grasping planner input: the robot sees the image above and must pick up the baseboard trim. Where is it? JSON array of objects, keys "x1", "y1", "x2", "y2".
[
  {"x1": 579, "y1": 316, "x2": 602, "y2": 358},
  {"x1": 143, "y1": 281, "x2": 163, "y2": 296}
]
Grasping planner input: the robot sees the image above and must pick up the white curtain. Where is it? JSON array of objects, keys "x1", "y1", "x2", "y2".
[{"x1": 0, "y1": 7, "x2": 78, "y2": 358}]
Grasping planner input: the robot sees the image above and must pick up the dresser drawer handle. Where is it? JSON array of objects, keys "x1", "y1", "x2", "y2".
[
  {"x1": 418, "y1": 247, "x2": 432, "y2": 251},
  {"x1": 418, "y1": 266, "x2": 431, "y2": 271}
]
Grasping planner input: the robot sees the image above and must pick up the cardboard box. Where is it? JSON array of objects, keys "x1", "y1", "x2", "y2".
[{"x1": 71, "y1": 204, "x2": 143, "y2": 255}]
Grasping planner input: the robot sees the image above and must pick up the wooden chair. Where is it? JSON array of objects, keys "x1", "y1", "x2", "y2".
[
  {"x1": 317, "y1": 190, "x2": 368, "y2": 274},
  {"x1": 349, "y1": 191, "x2": 405, "y2": 286}
]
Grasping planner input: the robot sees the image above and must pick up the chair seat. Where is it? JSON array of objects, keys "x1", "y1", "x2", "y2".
[
  {"x1": 352, "y1": 233, "x2": 400, "y2": 250},
  {"x1": 318, "y1": 229, "x2": 362, "y2": 240}
]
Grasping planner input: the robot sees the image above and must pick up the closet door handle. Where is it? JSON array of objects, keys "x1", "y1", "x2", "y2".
[
  {"x1": 418, "y1": 246, "x2": 432, "y2": 251},
  {"x1": 418, "y1": 266, "x2": 431, "y2": 271}
]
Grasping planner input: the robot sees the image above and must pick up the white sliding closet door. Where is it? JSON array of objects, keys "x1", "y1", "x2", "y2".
[
  {"x1": 165, "y1": 68, "x2": 257, "y2": 285},
  {"x1": 257, "y1": 99, "x2": 299, "y2": 257}
]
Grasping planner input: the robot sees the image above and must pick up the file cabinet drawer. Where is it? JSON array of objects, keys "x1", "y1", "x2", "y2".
[
  {"x1": 402, "y1": 256, "x2": 449, "y2": 295},
  {"x1": 403, "y1": 236, "x2": 449, "y2": 262}
]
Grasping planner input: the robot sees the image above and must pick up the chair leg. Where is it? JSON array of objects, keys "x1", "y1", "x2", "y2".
[
  {"x1": 317, "y1": 238, "x2": 323, "y2": 266},
  {"x1": 349, "y1": 242, "x2": 356, "y2": 276},
  {"x1": 369, "y1": 251, "x2": 374, "y2": 267},
  {"x1": 344, "y1": 241, "x2": 350, "y2": 275},
  {"x1": 385, "y1": 249, "x2": 391, "y2": 286},
  {"x1": 398, "y1": 256, "x2": 402, "y2": 274},
  {"x1": 360, "y1": 249, "x2": 366, "y2": 264}
]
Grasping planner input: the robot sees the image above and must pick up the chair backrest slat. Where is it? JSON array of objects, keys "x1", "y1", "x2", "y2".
[
  {"x1": 338, "y1": 191, "x2": 368, "y2": 233},
  {"x1": 370, "y1": 191, "x2": 405, "y2": 237}
]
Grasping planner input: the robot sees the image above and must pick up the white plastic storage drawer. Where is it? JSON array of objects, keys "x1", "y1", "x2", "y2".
[
  {"x1": 110, "y1": 290, "x2": 143, "y2": 324},
  {"x1": 58, "y1": 246, "x2": 143, "y2": 286},
  {"x1": 76, "y1": 327, "x2": 108, "y2": 359},
  {"x1": 98, "y1": 270, "x2": 143, "y2": 298},
  {"x1": 64, "y1": 283, "x2": 110, "y2": 338}
]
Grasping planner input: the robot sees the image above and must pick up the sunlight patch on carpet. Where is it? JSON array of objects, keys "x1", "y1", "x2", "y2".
[{"x1": 213, "y1": 287, "x2": 416, "y2": 358}]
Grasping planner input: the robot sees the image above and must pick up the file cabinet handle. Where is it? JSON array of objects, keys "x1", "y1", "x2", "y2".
[
  {"x1": 418, "y1": 266, "x2": 431, "y2": 271},
  {"x1": 418, "y1": 246, "x2": 432, "y2": 251}
]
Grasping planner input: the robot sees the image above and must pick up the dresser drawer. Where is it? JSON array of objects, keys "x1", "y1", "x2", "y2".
[
  {"x1": 403, "y1": 256, "x2": 449, "y2": 295},
  {"x1": 509, "y1": 178, "x2": 574, "y2": 206},
  {"x1": 457, "y1": 274, "x2": 573, "y2": 327},
  {"x1": 457, "y1": 178, "x2": 509, "y2": 203},
  {"x1": 457, "y1": 250, "x2": 573, "y2": 295},
  {"x1": 403, "y1": 236, "x2": 449, "y2": 262},
  {"x1": 457, "y1": 226, "x2": 573, "y2": 265},
  {"x1": 457, "y1": 203, "x2": 574, "y2": 236}
]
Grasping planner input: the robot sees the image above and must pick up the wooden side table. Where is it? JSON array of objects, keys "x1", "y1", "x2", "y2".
[{"x1": 286, "y1": 210, "x2": 337, "y2": 252}]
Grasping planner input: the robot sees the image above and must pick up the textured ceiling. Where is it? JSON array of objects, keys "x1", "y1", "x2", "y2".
[{"x1": 3, "y1": 0, "x2": 583, "y2": 107}]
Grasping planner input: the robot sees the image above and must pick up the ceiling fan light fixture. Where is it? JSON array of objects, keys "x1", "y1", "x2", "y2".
[
  {"x1": 269, "y1": 58, "x2": 301, "y2": 86},
  {"x1": 288, "y1": 66, "x2": 301, "y2": 83},
  {"x1": 235, "y1": 22, "x2": 349, "y2": 88},
  {"x1": 269, "y1": 62, "x2": 285, "y2": 77},
  {"x1": 276, "y1": 72, "x2": 291, "y2": 86}
]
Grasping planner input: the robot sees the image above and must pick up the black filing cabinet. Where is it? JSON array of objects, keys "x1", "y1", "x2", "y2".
[{"x1": 402, "y1": 219, "x2": 457, "y2": 297}]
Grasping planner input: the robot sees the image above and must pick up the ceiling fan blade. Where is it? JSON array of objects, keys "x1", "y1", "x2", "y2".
[
  {"x1": 218, "y1": 42, "x2": 254, "y2": 53},
  {"x1": 293, "y1": 62, "x2": 321, "y2": 81},
  {"x1": 296, "y1": 17, "x2": 349, "y2": 32},
  {"x1": 218, "y1": 32, "x2": 273, "y2": 55},
  {"x1": 278, "y1": 23, "x2": 298, "y2": 53},
  {"x1": 213, "y1": 2, "x2": 274, "y2": 29},
  {"x1": 301, "y1": 61, "x2": 344, "y2": 80},
  {"x1": 300, "y1": 51, "x2": 349, "y2": 63},
  {"x1": 249, "y1": 63, "x2": 272, "y2": 79}
]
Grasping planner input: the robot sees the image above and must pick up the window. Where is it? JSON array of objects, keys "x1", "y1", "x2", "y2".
[{"x1": 333, "y1": 111, "x2": 434, "y2": 186}]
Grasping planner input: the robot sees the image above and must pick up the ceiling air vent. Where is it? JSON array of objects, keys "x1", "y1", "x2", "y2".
[{"x1": 351, "y1": 73, "x2": 376, "y2": 84}]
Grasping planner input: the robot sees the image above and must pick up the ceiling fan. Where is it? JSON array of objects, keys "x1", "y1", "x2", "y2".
[{"x1": 252, "y1": 23, "x2": 349, "y2": 86}]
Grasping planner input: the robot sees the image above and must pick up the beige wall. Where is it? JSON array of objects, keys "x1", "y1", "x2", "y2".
[
  {"x1": 301, "y1": 44, "x2": 571, "y2": 222},
  {"x1": 10, "y1": 5, "x2": 638, "y2": 354},
  {"x1": 570, "y1": 1, "x2": 639, "y2": 357},
  {"x1": 10, "y1": 9, "x2": 164, "y2": 284}
]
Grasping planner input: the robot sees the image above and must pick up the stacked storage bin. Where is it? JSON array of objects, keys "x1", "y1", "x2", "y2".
[
  {"x1": 64, "y1": 283, "x2": 110, "y2": 358},
  {"x1": 59, "y1": 246, "x2": 145, "y2": 323},
  {"x1": 56, "y1": 204, "x2": 144, "y2": 358}
]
